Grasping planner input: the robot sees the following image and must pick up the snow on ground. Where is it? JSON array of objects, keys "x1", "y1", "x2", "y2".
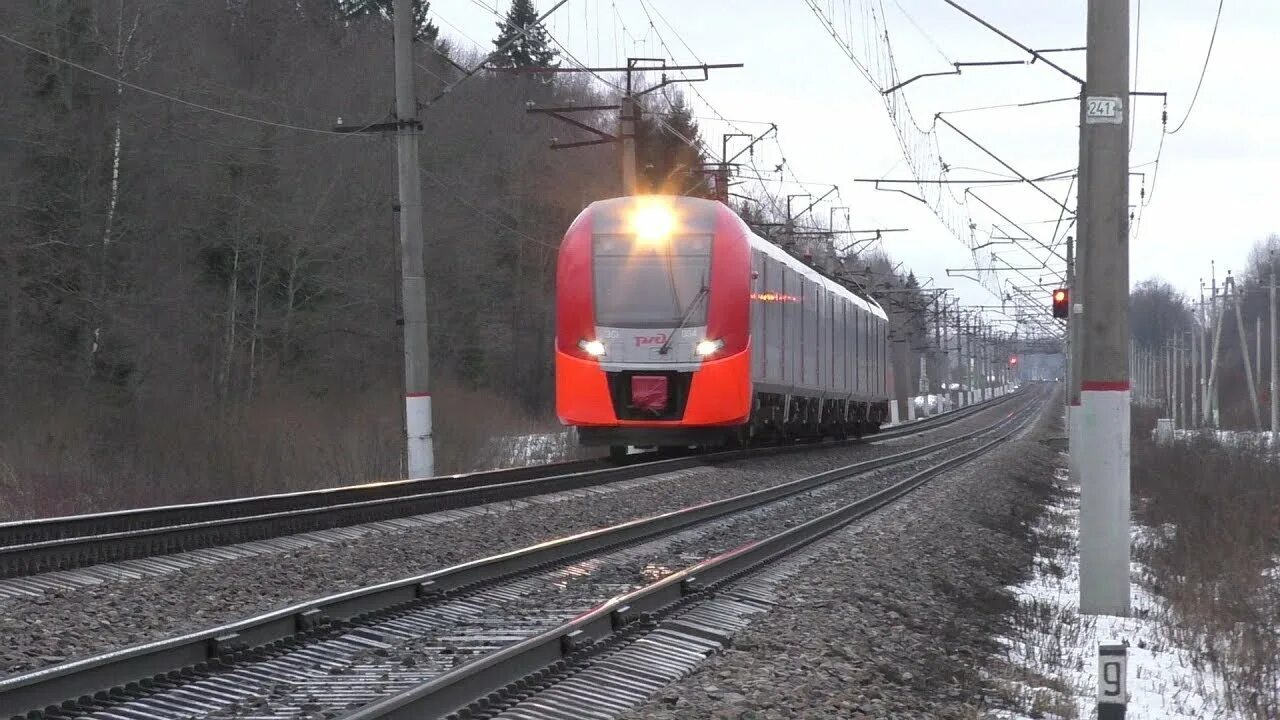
[
  {"x1": 1156, "y1": 426, "x2": 1278, "y2": 450},
  {"x1": 482, "y1": 430, "x2": 575, "y2": 469},
  {"x1": 988, "y1": 461, "x2": 1233, "y2": 720}
]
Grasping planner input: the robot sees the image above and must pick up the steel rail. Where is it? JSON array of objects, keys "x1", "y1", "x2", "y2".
[
  {"x1": 0, "y1": 389, "x2": 1042, "y2": 720},
  {"x1": 341, "y1": 392, "x2": 1046, "y2": 720},
  {"x1": 0, "y1": 389, "x2": 1025, "y2": 579}
]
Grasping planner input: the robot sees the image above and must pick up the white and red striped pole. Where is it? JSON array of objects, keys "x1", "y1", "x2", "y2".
[{"x1": 1078, "y1": 0, "x2": 1130, "y2": 616}]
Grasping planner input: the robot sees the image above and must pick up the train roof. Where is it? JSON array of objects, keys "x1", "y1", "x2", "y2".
[
  {"x1": 580, "y1": 195, "x2": 890, "y2": 322},
  {"x1": 745, "y1": 230, "x2": 889, "y2": 321}
]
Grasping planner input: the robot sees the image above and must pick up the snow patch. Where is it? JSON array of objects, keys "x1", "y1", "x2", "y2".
[
  {"x1": 1154, "y1": 425, "x2": 1278, "y2": 450},
  {"x1": 482, "y1": 431, "x2": 575, "y2": 469},
  {"x1": 988, "y1": 464, "x2": 1234, "y2": 719}
]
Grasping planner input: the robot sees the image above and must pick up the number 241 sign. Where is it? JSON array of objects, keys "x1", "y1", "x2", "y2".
[{"x1": 1086, "y1": 96, "x2": 1123, "y2": 124}]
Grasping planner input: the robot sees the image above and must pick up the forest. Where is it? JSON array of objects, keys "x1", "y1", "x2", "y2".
[
  {"x1": 1, "y1": 0, "x2": 942, "y2": 517},
  {"x1": 1130, "y1": 234, "x2": 1280, "y2": 428}
]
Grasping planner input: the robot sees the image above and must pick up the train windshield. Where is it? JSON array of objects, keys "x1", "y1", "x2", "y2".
[{"x1": 592, "y1": 234, "x2": 712, "y2": 328}]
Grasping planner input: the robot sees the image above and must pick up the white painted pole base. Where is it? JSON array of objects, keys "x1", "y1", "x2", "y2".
[
  {"x1": 405, "y1": 394, "x2": 435, "y2": 478},
  {"x1": 907, "y1": 400, "x2": 917, "y2": 422},
  {"x1": 889, "y1": 401, "x2": 900, "y2": 426},
  {"x1": 1078, "y1": 388, "x2": 1131, "y2": 616}
]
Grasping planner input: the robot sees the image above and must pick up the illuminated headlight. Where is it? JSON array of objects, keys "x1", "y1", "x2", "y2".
[
  {"x1": 579, "y1": 339, "x2": 606, "y2": 357},
  {"x1": 628, "y1": 197, "x2": 677, "y2": 247},
  {"x1": 695, "y1": 339, "x2": 724, "y2": 357}
]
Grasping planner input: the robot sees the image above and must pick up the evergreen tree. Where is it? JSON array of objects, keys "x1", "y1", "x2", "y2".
[
  {"x1": 337, "y1": 0, "x2": 439, "y2": 43},
  {"x1": 635, "y1": 95, "x2": 710, "y2": 196},
  {"x1": 491, "y1": 0, "x2": 558, "y2": 69}
]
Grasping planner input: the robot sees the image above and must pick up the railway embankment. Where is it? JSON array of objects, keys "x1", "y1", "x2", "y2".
[{"x1": 617, "y1": 388, "x2": 1061, "y2": 718}]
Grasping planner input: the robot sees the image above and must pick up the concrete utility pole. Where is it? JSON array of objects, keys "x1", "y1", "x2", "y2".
[
  {"x1": 1271, "y1": 262, "x2": 1278, "y2": 439},
  {"x1": 393, "y1": 0, "x2": 434, "y2": 478},
  {"x1": 1208, "y1": 282, "x2": 1225, "y2": 429},
  {"x1": 1069, "y1": 86, "x2": 1089, "y2": 517},
  {"x1": 986, "y1": 325, "x2": 995, "y2": 398},
  {"x1": 1230, "y1": 274, "x2": 1264, "y2": 430},
  {"x1": 619, "y1": 85, "x2": 638, "y2": 194},
  {"x1": 1191, "y1": 324, "x2": 1199, "y2": 428},
  {"x1": 1178, "y1": 339, "x2": 1186, "y2": 428},
  {"x1": 933, "y1": 298, "x2": 943, "y2": 400},
  {"x1": 1164, "y1": 342, "x2": 1172, "y2": 416},
  {"x1": 1136, "y1": 343, "x2": 1146, "y2": 397},
  {"x1": 1199, "y1": 281, "x2": 1209, "y2": 425},
  {"x1": 1257, "y1": 315, "x2": 1264, "y2": 404},
  {"x1": 955, "y1": 307, "x2": 965, "y2": 405},
  {"x1": 1077, "y1": 0, "x2": 1130, "y2": 616},
  {"x1": 893, "y1": 333, "x2": 911, "y2": 422},
  {"x1": 716, "y1": 132, "x2": 756, "y2": 205},
  {"x1": 1066, "y1": 237, "x2": 1075, "y2": 406},
  {"x1": 941, "y1": 301, "x2": 954, "y2": 408},
  {"x1": 785, "y1": 194, "x2": 811, "y2": 253}
]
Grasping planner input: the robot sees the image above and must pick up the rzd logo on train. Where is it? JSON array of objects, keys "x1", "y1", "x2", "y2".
[{"x1": 635, "y1": 333, "x2": 668, "y2": 347}]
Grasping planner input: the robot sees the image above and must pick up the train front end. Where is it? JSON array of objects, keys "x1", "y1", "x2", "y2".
[{"x1": 555, "y1": 196, "x2": 752, "y2": 455}]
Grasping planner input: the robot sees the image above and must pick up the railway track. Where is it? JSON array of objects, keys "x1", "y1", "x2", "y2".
[
  {"x1": 0, "y1": 387, "x2": 1044, "y2": 720},
  {"x1": 0, "y1": 389, "x2": 1023, "y2": 580}
]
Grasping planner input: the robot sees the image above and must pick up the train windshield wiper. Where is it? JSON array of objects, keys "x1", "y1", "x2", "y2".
[{"x1": 657, "y1": 282, "x2": 709, "y2": 356}]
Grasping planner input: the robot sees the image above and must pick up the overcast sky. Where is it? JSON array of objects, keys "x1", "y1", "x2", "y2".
[{"x1": 438, "y1": 1, "x2": 1277, "y2": 321}]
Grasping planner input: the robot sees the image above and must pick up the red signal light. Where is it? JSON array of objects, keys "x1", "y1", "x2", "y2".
[
  {"x1": 1052, "y1": 288, "x2": 1069, "y2": 319},
  {"x1": 1009, "y1": 356, "x2": 1018, "y2": 366}
]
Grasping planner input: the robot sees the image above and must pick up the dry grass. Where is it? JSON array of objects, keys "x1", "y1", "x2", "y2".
[
  {"x1": 0, "y1": 378, "x2": 575, "y2": 521},
  {"x1": 1131, "y1": 406, "x2": 1280, "y2": 717},
  {"x1": 985, "y1": 463, "x2": 1085, "y2": 720}
]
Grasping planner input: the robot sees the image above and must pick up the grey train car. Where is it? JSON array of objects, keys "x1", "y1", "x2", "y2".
[{"x1": 745, "y1": 231, "x2": 892, "y2": 441}]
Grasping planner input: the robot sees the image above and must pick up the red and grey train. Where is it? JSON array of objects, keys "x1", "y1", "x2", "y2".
[{"x1": 555, "y1": 195, "x2": 892, "y2": 458}]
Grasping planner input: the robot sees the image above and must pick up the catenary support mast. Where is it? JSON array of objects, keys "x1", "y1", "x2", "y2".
[
  {"x1": 393, "y1": 0, "x2": 434, "y2": 478},
  {"x1": 1078, "y1": 0, "x2": 1131, "y2": 616}
]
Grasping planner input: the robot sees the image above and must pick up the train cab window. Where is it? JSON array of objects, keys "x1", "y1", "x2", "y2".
[{"x1": 592, "y1": 234, "x2": 713, "y2": 328}]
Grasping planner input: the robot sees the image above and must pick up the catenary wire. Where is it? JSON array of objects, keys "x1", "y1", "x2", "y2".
[{"x1": 1168, "y1": 0, "x2": 1225, "y2": 134}]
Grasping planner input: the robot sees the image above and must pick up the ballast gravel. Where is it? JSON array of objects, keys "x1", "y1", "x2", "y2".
[
  {"x1": 0, "y1": 395, "x2": 1029, "y2": 678},
  {"x1": 619, "y1": 391, "x2": 1061, "y2": 720}
]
